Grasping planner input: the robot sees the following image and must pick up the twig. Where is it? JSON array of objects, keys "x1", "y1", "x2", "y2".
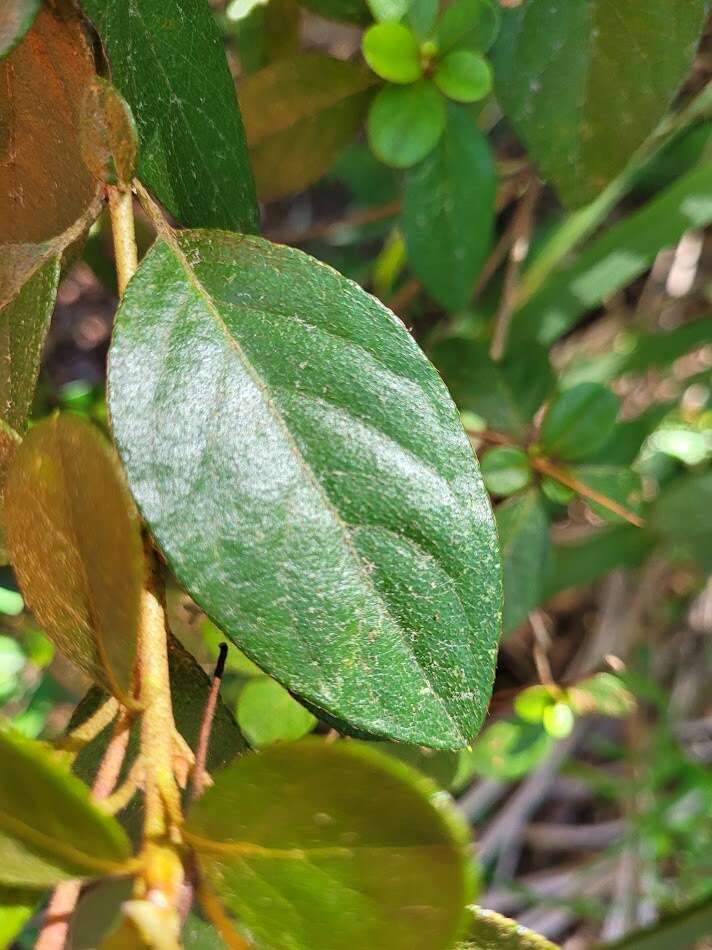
[
  {"x1": 36, "y1": 709, "x2": 133, "y2": 950},
  {"x1": 107, "y1": 185, "x2": 138, "y2": 297},
  {"x1": 529, "y1": 456, "x2": 645, "y2": 528},
  {"x1": 490, "y1": 177, "x2": 541, "y2": 360},
  {"x1": 57, "y1": 696, "x2": 119, "y2": 755},
  {"x1": 190, "y1": 643, "x2": 228, "y2": 801},
  {"x1": 270, "y1": 200, "x2": 401, "y2": 246}
]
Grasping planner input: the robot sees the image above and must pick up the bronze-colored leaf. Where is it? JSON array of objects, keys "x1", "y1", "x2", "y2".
[
  {"x1": 79, "y1": 77, "x2": 138, "y2": 186},
  {"x1": 0, "y1": 0, "x2": 98, "y2": 243},
  {"x1": 4, "y1": 415, "x2": 144, "y2": 702}
]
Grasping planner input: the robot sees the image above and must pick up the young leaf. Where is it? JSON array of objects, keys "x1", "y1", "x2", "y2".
[
  {"x1": 465, "y1": 718, "x2": 553, "y2": 781},
  {"x1": 239, "y1": 55, "x2": 376, "y2": 201},
  {"x1": 492, "y1": 0, "x2": 708, "y2": 206},
  {"x1": 4, "y1": 415, "x2": 144, "y2": 703},
  {"x1": 362, "y1": 23, "x2": 422, "y2": 84},
  {"x1": 0, "y1": 0, "x2": 97, "y2": 243},
  {"x1": 81, "y1": 0, "x2": 259, "y2": 233},
  {"x1": 368, "y1": 81, "x2": 447, "y2": 168},
  {"x1": 0, "y1": 0, "x2": 41, "y2": 59},
  {"x1": 539, "y1": 383, "x2": 619, "y2": 462},
  {"x1": 0, "y1": 886, "x2": 37, "y2": 948},
  {"x1": 430, "y1": 338, "x2": 553, "y2": 438},
  {"x1": 108, "y1": 230, "x2": 501, "y2": 749},
  {"x1": 497, "y1": 489, "x2": 550, "y2": 635},
  {"x1": 79, "y1": 77, "x2": 138, "y2": 187},
  {"x1": 0, "y1": 727, "x2": 131, "y2": 887},
  {"x1": 514, "y1": 163, "x2": 712, "y2": 345},
  {"x1": 237, "y1": 677, "x2": 317, "y2": 748},
  {"x1": 433, "y1": 51, "x2": 492, "y2": 104},
  {"x1": 187, "y1": 740, "x2": 475, "y2": 950},
  {"x1": 459, "y1": 906, "x2": 559, "y2": 948},
  {"x1": 0, "y1": 257, "x2": 59, "y2": 432},
  {"x1": 436, "y1": 0, "x2": 501, "y2": 54},
  {"x1": 480, "y1": 446, "x2": 532, "y2": 497},
  {"x1": 403, "y1": 105, "x2": 496, "y2": 310}
]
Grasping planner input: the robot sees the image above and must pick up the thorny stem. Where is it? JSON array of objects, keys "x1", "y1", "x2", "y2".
[
  {"x1": 36, "y1": 709, "x2": 133, "y2": 950},
  {"x1": 107, "y1": 185, "x2": 138, "y2": 297},
  {"x1": 191, "y1": 643, "x2": 228, "y2": 802}
]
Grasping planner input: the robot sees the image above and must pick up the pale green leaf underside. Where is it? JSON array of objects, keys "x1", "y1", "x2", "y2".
[
  {"x1": 186, "y1": 740, "x2": 474, "y2": 950},
  {"x1": 493, "y1": 0, "x2": 708, "y2": 207},
  {"x1": 109, "y1": 230, "x2": 501, "y2": 748},
  {"x1": 0, "y1": 727, "x2": 131, "y2": 887}
]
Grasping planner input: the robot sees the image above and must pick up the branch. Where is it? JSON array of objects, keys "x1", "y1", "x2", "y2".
[{"x1": 190, "y1": 642, "x2": 228, "y2": 801}]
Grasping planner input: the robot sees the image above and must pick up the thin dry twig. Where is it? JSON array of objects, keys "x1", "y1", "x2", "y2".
[{"x1": 190, "y1": 643, "x2": 228, "y2": 801}]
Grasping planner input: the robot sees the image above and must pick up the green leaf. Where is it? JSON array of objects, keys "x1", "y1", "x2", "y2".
[
  {"x1": 80, "y1": 0, "x2": 258, "y2": 233},
  {"x1": 0, "y1": 0, "x2": 98, "y2": 244},
  {"x1": 367, "y1": 0, "x2": 409, "y2": 22},
  {"x1": 362, "y1": 22, "x2": 422, "y2": 83},
  {"x1": 460, "y1": 906, "x2": 559, "y2": 949},
  {"x1": 466, "y1": 718, "x2": 553, "y2": 780},
  {"x1": 407, "y1": 0, "x2": 439, "y2": 37},
  {"x1": 187, "y1": 740, "x2": 475, "y2": 950},
  {"x1": 480, "y1": 446, "x2": 532, "y2": 497},
  {"x1": 79, "y1": 77, "x2": 138, "y2": 187},
  {"x1": 430, "y1": 338, "x2": 553, "y2": 438},
  {"x1": 514, "y1": 163, "x2": 712, "y2": 344},
  {"x1": 492, "y1": 0, "x2": 708, "y2": 206},
  {"x1": 542, "y1": 702, "x2": 574, "y2": 739},
  {"x1": 436, "y1": 0, "x2": 501, "y2": 54},
  {"x1": 434, "y1": 51, "x2": 492, "y2": 103},
  {"x1": 4, "y1": 415, "x2": 144, "y2": 702},
  {"x1": 650, "y1": 471, "x2": 712, "y2": 572},
  {"x1": 0, "y1": 727, "x2": 131, "y2": 887},
  {"x1": 237, "y1": 677, "x2": 317, "y2": 748},
  {"x1": 376, "y1": 742, "x2": 461, "y2": 789},
  {"x1": 568, "y1": 673, "x2": 634, "y2": 718},
  {"x1": 0, "y1": 886, "x2": 38, "y2": 947},
  {"x1": 239, "y1": 55, "x2": 376, "y2": 201},
  {"x1": 108, "y1": 230, "x2": 501, "y2": 749},
  {"x1": 570, "y1": 465, "x2": 642, "y2": 523},
  {"x1": 0, "y1": 0, "x2": 41, "y2": 59},
  {"x1": 543, "y1": 525, "x2": 652, "y2": 599},
  {"x1": 299, "y1": 0, "x2": 370, "y2": 24},
  {"x1": 602, "y1": 893, "x2": 712, "y2": 950},
  {"x1": 368, "y1": 81, "x2": 447, "y2": 168},
  {"x1": 539, "y1": 383, "x2": 619, "y2": 462},
  {"x1": 514, "y1": 684, "x2": 556, "y2": 724},
  {"x1": 496, "y1": 490, "x2": 550, "y2": 635},
  {"x1": 402, "y1": 105, "x2": 495, "y2": 309},
  {"x1": 0, "y1": 257, "x2": 58, "y2": 432}
]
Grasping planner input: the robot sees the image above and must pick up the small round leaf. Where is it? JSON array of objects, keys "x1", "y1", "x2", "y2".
[
  {"x1": 362, "y1": 22, "x2": 422, "y2": 83},
  {"x1": 434, "y1": 50, "x2": 492, "y2": 103},
  {"x1": 514, "y1": 684, "x2": 556, "y2": 724},
  {"x1": 237, "y1": 677, "x2": 317, "y2": 748},
  {"x1": 539, "y1": 383, "x2": 619, "y2": 462},
  {"x1": 542, "y1": 702, "x2": 575, "y2": 739},
  {"x1": 368, "y1": 80, "x2": 446, "y2": 167},
  {"x1": 480, "y1": 445, "x2": 532, "y2": 496}
]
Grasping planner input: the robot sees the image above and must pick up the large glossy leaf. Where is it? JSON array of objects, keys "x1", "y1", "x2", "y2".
[
  {"x1": 81, "y1": 0, "x2": 258, "y2": 233},
  {"x1": 430, "y1": 338, "x2": 553, "y2": 438},
  {"x1": 4, "y1": 415, "x2": 144, "y2": 702},
  {"x1": 492, "y1": 0, "x2": 708, "y2": 207},
  {"x1": 0, "y1": 0, "x2": 97, "y2": 243},
  {"x1": 513, "y1": 163, "x2": 712, "y2": 344},
  {"x1": 0, "y1": 257, "x2": 58, "y2": 432},
  {"x1": 496, "y1": 489, "x2": 550, "y2": 635},
  {"x1": 186, "y1": 740, "x2": 474, "y2": 950},
  {"x1": 109, "y1": 229, "x2": 501, "y2": 748},
  {"x1": 0, "y1": 0, "x2": 40, "y2": 59},
  {"x1": 0, "y1": 727, "x2": 131, "y2": 887},
  {"x1": 403, "y1": 104, "x2": 496, "y2": 310},
  {"x1": 239, "y1": 55, "x2": 376, "y2": 201}
]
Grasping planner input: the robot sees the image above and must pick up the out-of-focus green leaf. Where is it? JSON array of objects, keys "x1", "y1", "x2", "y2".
[
  {"x1": 466, "y1": 719, "x2": 553, "y2": 780},
  {"x1": 492, "y1": 0, "x2": 707, "y2": 207},
  {"x1": 81, "y1": 0, "x2": 258, "y2": 233},
  {"x1": 0, "y1": 0, "x2": 41, "y2": 59},
  {"x1": 4, "y1": 415, "x2": 143, "y2": 702},
  {"x1": 430, "y1": 338, "x2": 553, "y2": 437},
  {"x1": 497, "y1": 489, "x2": 550, "y2": 635},
  {"x1": 0, "y1": 1, "x2": 98, "y2": 244},
  {"x1": 368, "y1": 81, "x2": 447, "y2": 168},
  {"x1": 542, "y1": 702, "x2": 574, "y2": 739},
  {"x1": 514, "y1": 685, "x2": 556, "y2": 725},
  {"x1": 403, "y1": 105, "x2": 495, "y2": 309},
  {"x1": 187, "y1": 740, "x2": 475, "y2": 950},
  {"x1": 539, "y1": 383, "x2": 619, "y2": 462},
  {"x1": 602, "y1": 893, "x2": 712, "y2": 949},
  {"x1": 367, "y1": 0, "x2": 409, "y2": 22},
  {"x1": 459, "y1": 905, "x2": 559, "y2": 948},
  {"x1": 481, "y1": 446, "x2": 532, "y2": 497},
  {"x1": 514, "y1": 164, "x2": 712, "y2": 344},
  {"x1": 543, "y1": 526, "x2": 652, "y2": 598},
  {"x1": 239, "y1": 55, "x2": 376, "y2": 201},
  {"x1": 436, "y1": 0, "x2": 501, "y2": 54},
  {"x1": 299, "y1": 0, "x2": 370, "y2": 24},
  {"x1": 568, "y1": 673, "x2": 635, "y2": 718},
  {"x1": 651, "y1": 471, "x2": 712, "y2": 572},
  {"x1": 0, "y1": 727, "x2": 131, "y2": 887},
  {"x1": 570, "y1": 466, "x2": 643, "y2": 523},
  {"x1": 237, "y1": 677, "x2": 316, "y2": 748},
  {"x1": 376, "y1": 742, "x2": 461, "y2": 789},
  {"x1": 434, "y1": 51, "x2": 492, "y2": 103},
  {"x1": 362, "y1": 22, "x2": 422, "y2": 83},
  {"x1": 0, "y1": 886, "x2": 38, "y2": 947},
  {"x1": 407, "y1": 0, "x2": 438, "y2": 37}
]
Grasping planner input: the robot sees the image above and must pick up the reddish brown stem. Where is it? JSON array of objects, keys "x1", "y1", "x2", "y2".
[
  {"x1": 530, "y1": 456, "x2": 645, "y2": 528},
  {"x1": 190, "y1": 643, "x2": 228, "y2": 801}
]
